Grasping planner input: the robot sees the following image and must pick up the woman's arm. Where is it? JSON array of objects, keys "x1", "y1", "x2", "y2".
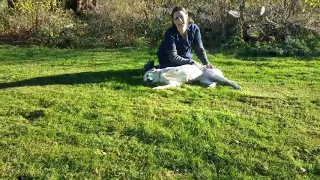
[{"x1": 193, "y1": 25, "x2": 210, "y2": 65}]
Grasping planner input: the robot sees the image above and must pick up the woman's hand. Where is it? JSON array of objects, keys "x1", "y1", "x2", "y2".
[{"x1": 205, "y1": 64, "x2": 215, "y2": 69}]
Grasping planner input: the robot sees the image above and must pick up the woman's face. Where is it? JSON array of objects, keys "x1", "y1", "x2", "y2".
[{"x1": 173, "y1": 10, "x2": 188, "y2": 34}]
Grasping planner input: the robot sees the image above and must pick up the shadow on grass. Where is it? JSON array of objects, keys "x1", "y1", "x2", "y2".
[{"x1": 0, "y1": 69, "x2": 146, "y2": 89}]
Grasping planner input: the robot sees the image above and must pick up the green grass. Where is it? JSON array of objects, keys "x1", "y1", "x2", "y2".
[{"x1": 0, "y1": 45, "x2": 319, "y2": 179}]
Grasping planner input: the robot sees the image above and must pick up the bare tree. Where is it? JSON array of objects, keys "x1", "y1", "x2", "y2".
[
  {"x1": 68, "y1": 0, "x2": 97, "y2": 14},
  {"x1": 8, "y1": 0, "x2": 97, "y2": 14}
]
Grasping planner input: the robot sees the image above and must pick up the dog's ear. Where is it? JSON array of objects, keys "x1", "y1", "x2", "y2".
[{"x1": 144, "y1": 60, "x2": 155, "y2": 72}]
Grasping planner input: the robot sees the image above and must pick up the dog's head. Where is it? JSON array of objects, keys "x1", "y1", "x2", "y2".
[{"x1": 143, "y1": 68, "x2": 160, "y2": 83}]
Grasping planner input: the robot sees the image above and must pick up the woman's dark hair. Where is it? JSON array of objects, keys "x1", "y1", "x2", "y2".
[
  {"x1": 171, "y1": 6, "x2": 188, "y2": 18},
  {"x1": 171, "y1": 6, "x2": 194, "y2": 24}
]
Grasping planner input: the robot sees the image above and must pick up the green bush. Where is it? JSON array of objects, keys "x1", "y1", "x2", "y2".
[
  {"x1": 0, "y1": 0, "x2": 319, "y2": 54},
  {"x1": 227, "y1": 35, "x2": 319, "y2": 57}
]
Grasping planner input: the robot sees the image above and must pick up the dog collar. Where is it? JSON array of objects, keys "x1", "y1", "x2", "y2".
[{"x1": 158, "y1": 71, "x2": 161, "y2": 80}]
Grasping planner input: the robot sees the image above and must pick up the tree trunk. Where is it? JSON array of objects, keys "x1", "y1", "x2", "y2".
[
  {"x1": 7, "y1": 0, "x2": 97, "y2": 15},
  {"x1": 8, "y1": 0, "x2": 19, "y2": 8},
  {"x1": 238, "y1": 0, "x2": 246, "y2": 38},
  {"x1": 65, "y1": 0, "x2": 97, "y2": 14}
]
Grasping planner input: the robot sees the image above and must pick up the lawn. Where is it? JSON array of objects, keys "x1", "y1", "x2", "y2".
[{"x1": 0, "y1": 45, "x2": 319, "y2": 179}]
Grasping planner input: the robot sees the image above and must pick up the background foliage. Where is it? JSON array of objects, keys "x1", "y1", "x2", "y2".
[{"x1": 0, "y1": 0, "x2": 319, "y2": 56}]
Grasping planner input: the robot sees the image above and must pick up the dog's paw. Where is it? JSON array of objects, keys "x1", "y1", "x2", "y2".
[
  {"x1": 153, "y1": 86, "x2": 166, "y2": 90},
  {"x1": 235, "y1": 85, "x2": 242, "y2": 90},
  {"x1": 230, "y1": 81, "x2": 242, "y2": 90},
  {"x1": 207, "y1": 82, "x2": 217, "y2": 88}
]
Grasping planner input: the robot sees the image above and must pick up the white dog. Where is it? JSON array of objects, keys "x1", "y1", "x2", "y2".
[{"x1": 143, "y1": 64, "x2": 241, "y2": 90}]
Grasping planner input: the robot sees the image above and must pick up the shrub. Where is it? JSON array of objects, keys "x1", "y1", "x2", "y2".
[
  {"x1": 0, "y1": 0, "x2": 319, "y2": 54},
  {"x1": 232, "y1": 34, "x2": 319, "y2": 57}
]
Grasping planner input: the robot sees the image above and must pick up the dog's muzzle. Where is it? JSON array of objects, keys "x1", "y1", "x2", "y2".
[{"x1": 146, "y1": 77, "x2": 154, "y2": 83}]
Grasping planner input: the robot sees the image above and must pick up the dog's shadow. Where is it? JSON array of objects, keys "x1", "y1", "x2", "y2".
[{"x1": 0, "y1": 69, "x2": 146, "y2": 89}]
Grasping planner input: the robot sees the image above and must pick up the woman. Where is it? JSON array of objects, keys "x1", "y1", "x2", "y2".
[{"x1": 157, "y1": 6, "x2": 214, "y2": 69}]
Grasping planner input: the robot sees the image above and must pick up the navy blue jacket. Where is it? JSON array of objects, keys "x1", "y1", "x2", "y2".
[{"x1": 157, "y1": 23, "x2": 209, "y2": 68}]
